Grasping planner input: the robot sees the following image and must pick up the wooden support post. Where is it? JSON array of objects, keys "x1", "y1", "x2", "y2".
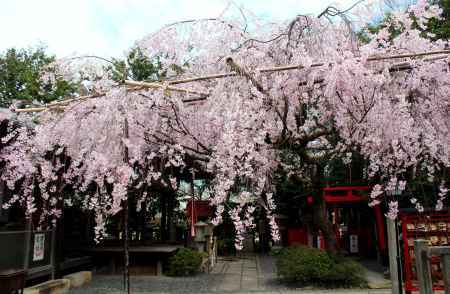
[
  {"x1": 387, "y1": 218, "x2": 400, "y2": 294},
  {"x1": 415, "y1": 239, "x2": 432, "y2": 294},
  {"x1": 156, "y1": 260, "x2": 163, "y2": 276},
  {"x1": 0, "y1": 181, "x2": 5, "y2": 221},
  {"x1": 50, "y1": 228, "x2": 56, "y2": 279},
  {"x1": 23, "y1": 219, "x2": 32, "y2": 271},
  {"x1": 161, "y1": 193, "x2": 167, "y2": 241},
  {"x1": 442, "y1": 254, "x2": 450, "y2": 294},
  {"x1": 123, "y1": 201, "x2": 130, "y2": 293},
  {"x1": 213, "y1": 236, "x2": 217, "y2": 267}
]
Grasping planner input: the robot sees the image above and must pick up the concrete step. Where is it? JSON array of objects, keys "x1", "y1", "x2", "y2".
[
  {"x1": 63, "y1": 271, "x2": 92, "y2": 288},
  {"x1": 24, "y1": 279, "x2": 70, "y2": 294}
]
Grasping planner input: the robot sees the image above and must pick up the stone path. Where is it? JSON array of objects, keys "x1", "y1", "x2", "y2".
[
  {"x1": 361, "y1": 259, "x2": 392, "y2": 289},
  {"x1": 210, "y1": 255, "x2": 261, "y2": 291},
  {"x1": 70, "y1": 254, "x2": 392, "y2": 293}
]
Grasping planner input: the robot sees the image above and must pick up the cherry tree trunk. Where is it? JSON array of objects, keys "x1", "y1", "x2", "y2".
[
  {"x1": 311, "y1": 165, "x2": 337, "y2": 254},
  {"x1": 314, "y1": 194, "x2": 337, "y2": 253},
  {"x1": 123, "y1": 200, "x2": 130, "y2": 294},
  {"x1": 167, "y1": 191, "x2": 176, "y2": 242},
  {"x1": 161, "y1": 193, "x2": 167, "y2": 241},
  {"x1": 122, "y1": 117, "x2": 130, "y2": 294}
]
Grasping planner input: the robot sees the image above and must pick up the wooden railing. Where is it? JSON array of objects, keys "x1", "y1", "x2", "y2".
[{"x1": 415, "y1": 239, "x2": 450, "y2": 294}]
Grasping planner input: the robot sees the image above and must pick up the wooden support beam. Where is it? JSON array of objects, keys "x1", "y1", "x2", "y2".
[
  {"x1": 11, "y1": 49, "x2": 450, "y2": 113},
  {"x1": 125, "y1": 80, "x2": 209, "y2": 97},
  {"x1": 387, "y1": 218, "x2": 401, "y2": 294},
  {"x1": 442, "y1": 254, "x2": 450, "y2": 294},
  {"x1": 166, "y1": 49, "x2": 450, "y2": 85},
  {"x1": 14, "y1": 106, "x2": 65, "y2": 113},
  {"x1": 415, "y1": 239, "x2": 433, "y2": 294}
]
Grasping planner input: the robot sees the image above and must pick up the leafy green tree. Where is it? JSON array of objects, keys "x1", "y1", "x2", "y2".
[
  {"x1": 0, "y1": 46, "x2": 76, "y2": 107},
  {"x1": 108, "y1": 47, "x2": 187, "y2": 82},
  {"x1": 109, "y1": 47, "x2": 167, "y2": 82},
  {"x1": 428, "y1": 0, "x2": 450, "y2": 40},
  {"x1": 358, "y1": 0, "x2": 450, "y2": 42}
]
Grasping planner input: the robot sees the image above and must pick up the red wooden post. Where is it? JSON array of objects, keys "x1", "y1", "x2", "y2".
[{"x1": 374, "y1": 205, "x2": 386, "y2": 251}]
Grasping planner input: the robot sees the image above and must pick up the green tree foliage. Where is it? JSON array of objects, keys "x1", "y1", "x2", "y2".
[
  {"x1": 358, "y1": 0, "x2": 450, "y2": 42},
  {"x1": 428, "y1": 0, "x2": 450, "y2": 40},
  {"x1": 108, "y1": 47, "x2": 187, "y2": 82},
  {"x1": 0, "y1": 46, "x2": 76, "y2": 107},
  {"x1": 356, "y1": 0, "x2": 450, "y2": 209},
  {"x1": 109, "y1": 47, "x2": 167, "y2": 82},
  {"x1": 358, "y1": 14, "x2": 404, "y2": 43}
]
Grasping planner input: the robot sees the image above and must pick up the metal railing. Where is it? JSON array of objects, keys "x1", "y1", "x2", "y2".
[{"x1": 415, "y1": 239, "x2": 450, "y2": 294}]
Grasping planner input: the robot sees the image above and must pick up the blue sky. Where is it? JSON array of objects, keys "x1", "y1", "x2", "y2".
[{"x1": 0, "y1": 0, "x2": 359, "y2": 58}]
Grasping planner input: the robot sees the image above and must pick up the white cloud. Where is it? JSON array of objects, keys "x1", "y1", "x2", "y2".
[
  {"x1": 0, "y1": 0, "x2": 365, "y2": 58},
  {"x1": 0, "y1": 0, "x2": 110, "y2": 55}
]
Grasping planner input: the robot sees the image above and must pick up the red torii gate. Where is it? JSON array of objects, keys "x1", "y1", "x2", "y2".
[{"x1": 291, "y1": 185, "x2": 386, "y2": 252}]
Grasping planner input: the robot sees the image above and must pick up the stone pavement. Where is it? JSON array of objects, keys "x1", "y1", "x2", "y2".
[
  {"x1": 361, "y1": 259, "x2": 392, "y2": 289},
  {"x1": 209, "y1": 255, "x2": 260, "y2": 291},
  {"x1": 70, "y1": 254, "x2": 392, "y2": 293}
]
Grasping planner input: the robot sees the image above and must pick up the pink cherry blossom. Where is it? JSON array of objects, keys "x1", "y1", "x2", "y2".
[{"x1": 1, "y1": 1, "x2": 449, "y2": 247}]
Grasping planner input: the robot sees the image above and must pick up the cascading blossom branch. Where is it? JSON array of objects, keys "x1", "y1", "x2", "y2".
[
  {"x1": 318, "y1": 0, "x2": 450, "y2": 218},
  {"x1": 1, "y1": 0, "x2": 450, "y2": 247},
  {"x1": 1, "y1": 78, "x2": 280, "y2": 244},
  {"x1": 1, "y1": 88, "x2": 190, "y2": 240}
]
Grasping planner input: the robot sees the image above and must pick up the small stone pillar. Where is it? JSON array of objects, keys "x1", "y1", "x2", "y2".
[{"x1": 194, "y1": 221, "x2": 213, "y2": 252}]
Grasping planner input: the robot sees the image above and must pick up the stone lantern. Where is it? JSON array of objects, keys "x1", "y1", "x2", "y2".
[{"x1": 194, "y1": 221, "x2": 213, "y2": 252}]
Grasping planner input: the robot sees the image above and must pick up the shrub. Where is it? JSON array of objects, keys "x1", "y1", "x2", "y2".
[
  {"x1": 276, "y1": 246, "x2": 333, "y2": 283},
  {"x1": 276, "y1": 246, "x2": 367, "y2": 288},
  {"x1": 325, "y1": 259, "x2": 367, "y2": 288},
  {"x1": 217, "y1": 238, "x2": 236, "y2": 256},
  {"x1": 166, "y1": 248, "x2": 204, "y2": 276}
]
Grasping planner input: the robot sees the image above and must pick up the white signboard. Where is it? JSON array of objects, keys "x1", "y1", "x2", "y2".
[
  {"x1": 316, "y1": 235, "x2": 323, "y2": 249},
  {"x1": 349, "y1": 234, "x2": 358, "y2": 253},
  {"x1": 33, "y1": 233, "x2": 45, "y2": 261}
]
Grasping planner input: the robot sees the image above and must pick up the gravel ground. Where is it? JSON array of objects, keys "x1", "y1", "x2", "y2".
[
  {"x1": 69, "y1": 274, "x2": 221, "y2": 294},
  {"x1": 69, "y1": 255, "x2": 391, "y2": 294}
]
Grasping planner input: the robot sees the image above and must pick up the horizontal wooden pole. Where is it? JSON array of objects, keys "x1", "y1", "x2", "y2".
[
  {"x1": 14, "y1": 106, "x2": 65, "y2": 113},
  {"x1": 367, "y1": 49, "x2": 450, "y2": 61},
  {"x1": 125, "y1": 80, "x2": 209, "y2": 97},
  {"x1": 12, "y1": 50, "x2": 449, "y2": 113},
  {"x1": 167, "y1": 49, "x2": 450, "y2": 85}
]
